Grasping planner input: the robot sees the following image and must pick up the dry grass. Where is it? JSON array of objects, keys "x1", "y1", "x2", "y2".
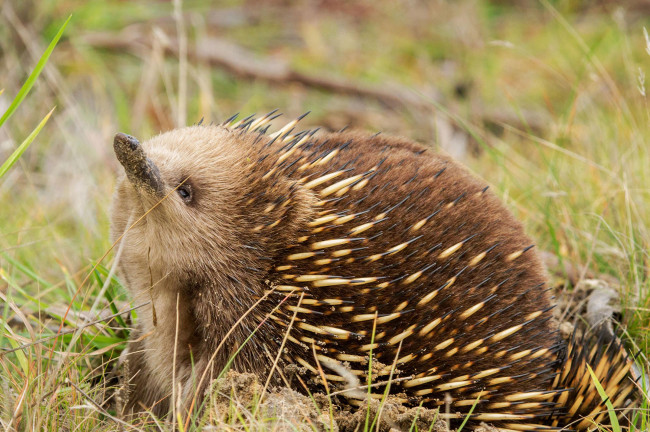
[{"x1": 1, "y1": 0, "x2": 649, "y2": 430}]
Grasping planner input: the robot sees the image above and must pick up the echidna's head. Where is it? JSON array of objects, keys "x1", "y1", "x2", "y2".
[{"x1": 110, "y1": 125, "x2": 252, "y2": 294}]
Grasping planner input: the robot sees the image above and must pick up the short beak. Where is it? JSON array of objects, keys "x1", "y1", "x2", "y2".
[{"x1": 113, "y1": 133, "x2": 164, "y2": 196}]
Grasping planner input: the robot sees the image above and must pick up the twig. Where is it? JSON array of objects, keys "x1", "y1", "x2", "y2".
[
  {"x1": 81, "y1": 29, "x2": 438, "y2": 111},
  {"x1": 257, "y1": 292, "x2": 304, "y2": 408},
  {"x1": 0, "y1": 302, "x2": 149, "y2": 356},
  {"x1": 328, "y1": 375, "x2": 414, "y2": 397},
  {"x1": 173, "y1": 0, "x2": 187, "y2": 127},
  {"x1": 68, "y1": 380, "x2": 146, "y2": 431},
  {"x1": 80, "y1": 27, "x2": 548, "y2": 132}
]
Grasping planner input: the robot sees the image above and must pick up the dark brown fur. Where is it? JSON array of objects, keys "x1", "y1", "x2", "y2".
[{"x1": 111, "y1": 118, "x2": 635, "y2": 429}]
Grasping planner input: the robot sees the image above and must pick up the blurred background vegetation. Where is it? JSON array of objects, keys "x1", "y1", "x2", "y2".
[{"x1": 0, "y1": 0, "x2": 649, "y2": 428}]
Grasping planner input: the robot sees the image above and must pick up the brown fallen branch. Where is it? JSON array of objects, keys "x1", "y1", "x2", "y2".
[
  {"x1": 81, "y1": 26, "x2": 439, "y2": 111},
  {"x1": 81, "y1": 25, "x2": 548, "y2": 134},
  {"x1": 197, "y1": 38, "x2": 437, "y2": 110}
]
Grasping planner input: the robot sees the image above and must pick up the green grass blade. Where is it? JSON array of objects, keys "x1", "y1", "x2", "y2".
[
  {"x1": 407, "y1": 402, "x2": 425, "y2": 432},
  {"x1": 2, "y1": 322, "x2": 29, "y2": 372},
  {"x1": 0, "y1": 15, "x2": 70, "y2": 128},
  {"x1": 0, "y1": 267, "x2": 49, "y2": 309},
  {"x1": 586, "y1": 364, "x2": 621, "y2": 432},
  {"x1": 1, "y1": 252, "x2": 53, "y2": 289},
  {"x1": 91, "y1": 267, "x2": 128, "y2": 329},
  {"x1": 364, "y1": 314, "x2": 378, "y2": 432},
  {"x1": 0, "y1": 107, "x2": 55, "y2": 179},
  {"x1": 456, "y1": 391, "x2": 482, "y2": 432}
]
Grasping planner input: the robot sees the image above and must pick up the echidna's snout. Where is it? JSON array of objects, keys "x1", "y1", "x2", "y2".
[{"x1": 113, "y1": 132, "x2": 164, "y2": 196}]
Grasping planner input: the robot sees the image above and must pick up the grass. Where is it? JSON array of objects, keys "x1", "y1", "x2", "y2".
[
  {"x1": 0, "y1": 13, "x2": 69, "y2": 179},
  {"x1": 1, "y1": 0, "x2": 649, "y2": 430}
]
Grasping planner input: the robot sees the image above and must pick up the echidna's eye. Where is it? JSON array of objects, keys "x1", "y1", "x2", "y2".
[{"x1": 177, "y1": 184, "x2": 192, "y2": 203}]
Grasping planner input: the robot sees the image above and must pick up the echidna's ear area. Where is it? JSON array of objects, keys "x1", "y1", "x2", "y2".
[
  {"x1": 246, "y1": 175, "x2": 319, "y2": 255},
  {"x1": 548, "y1": 326, "x2": 638, "y2": 429}
]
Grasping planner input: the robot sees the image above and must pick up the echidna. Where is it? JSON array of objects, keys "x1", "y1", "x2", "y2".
[{"x1": 111, "y1": 112, "x2": 637, "y2": 430}]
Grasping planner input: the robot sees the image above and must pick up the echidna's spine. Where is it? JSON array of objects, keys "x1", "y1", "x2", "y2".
[
  {"x1": 548, "y1": 327, "x2": 638, "y2": 430},
  {"x1": 222, "y1": 113, "x2": 639, "y2": 431}
]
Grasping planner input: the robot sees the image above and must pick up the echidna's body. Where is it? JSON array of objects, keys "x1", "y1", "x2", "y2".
[{"x1": 111, "y1": 113, "x2": 636, "y2": 430}]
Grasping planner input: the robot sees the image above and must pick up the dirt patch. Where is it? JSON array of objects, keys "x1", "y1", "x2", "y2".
[
  {"x1": 335, "y1": 397, "x2": 446, "y2": 432},
  {"x1": 202, "y1": 370, "x2": 448, "y2": 432},
  {"x1": 203, "y1": 370, "x2": 332, "y2": 431}
]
